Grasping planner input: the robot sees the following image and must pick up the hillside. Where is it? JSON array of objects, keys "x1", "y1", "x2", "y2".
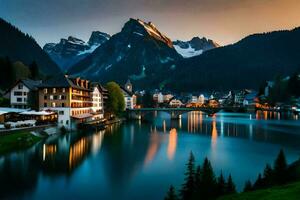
[
  {"x1": 0, "y1": 18, "x2": 61, "y2": 76},
  {"x1": 218, "y1": 182, "x2": 300, "y2": 200}
]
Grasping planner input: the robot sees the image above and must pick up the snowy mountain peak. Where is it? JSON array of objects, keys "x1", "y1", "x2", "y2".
[
  {"x1": 88, "y1": 31, "x2": 111, "y2": 46},
  {"x1": 124, "y1": 18, "x2": 174, "y2": 48},
  {"x1": 44, "y1": 31, "x2": 110, "y2": 71},
  {"x1": 173, "y1": 37, "x2": 220, "y2": 58}
]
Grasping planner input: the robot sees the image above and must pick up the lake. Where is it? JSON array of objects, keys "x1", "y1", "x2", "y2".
[{"x1": 1, "y1": 111, "x2": 300, "y2": 200}]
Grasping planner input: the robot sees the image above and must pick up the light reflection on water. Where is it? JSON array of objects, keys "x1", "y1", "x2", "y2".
[{"x1": 0, "y1": 111, "x2": 299, "y2": 200}]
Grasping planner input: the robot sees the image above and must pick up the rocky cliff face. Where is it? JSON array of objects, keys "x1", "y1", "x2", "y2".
[{"x1": 43, "y1": 32, "x2": 110, "y2": 71}]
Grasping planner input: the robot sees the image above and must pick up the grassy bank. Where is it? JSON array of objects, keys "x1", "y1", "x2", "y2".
[
  {"x1": 218, "y1": 182, "x2": 300, "y2": 200},
  {"x1": 0, "y1": 131, "x2": 41, "y2": 155}
]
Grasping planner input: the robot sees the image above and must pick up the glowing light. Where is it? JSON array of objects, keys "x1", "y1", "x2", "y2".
[{"x1": 167, "y1": 128, "x2": 177, "y2": 160}]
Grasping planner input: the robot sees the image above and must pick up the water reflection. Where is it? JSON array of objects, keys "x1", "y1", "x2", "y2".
[
  {"x1": 167, "y1": 128, "x2": 177, "y2": 160},
  {"x1": 0, "y1": 111, "x2": 299, "y2": 200}
]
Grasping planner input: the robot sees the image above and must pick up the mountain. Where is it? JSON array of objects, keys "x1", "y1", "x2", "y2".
[
  {"x1": 164, "y1": 27, "x2": 300, "y2": 92},
  {"x1": 44, "y1": 31, "x2": 110, "y2": 71},
  {"x1": 68, "y1": 18, "x2": 182, "y2": 86},
  {"x1": 173, "y1": 37, "x2": 219, "y2": 58},
  {"x1": 0, "y1": 18, "x2": 61, "y2": 76}
]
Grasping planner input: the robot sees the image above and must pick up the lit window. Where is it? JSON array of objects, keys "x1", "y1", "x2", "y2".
[
  {"x1": 53, "y1": 88, "x2": 56, "y2": 93},
  {"x1": 44, "y1": 88, "x2": 48, "y2": 94},
  {"x1": 62, "y1": 88, "x2": 66, "y2": 93},
  {"x1": 50, "y1": 95, "x2": 54, "y2": 100},
  {"x1": 52, "y1": 102, "x2": 56, "y2": 107}
]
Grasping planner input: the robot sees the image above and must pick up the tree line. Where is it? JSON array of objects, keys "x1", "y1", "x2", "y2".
[
  {"x1": 165, "y1": 149, "x2": 292, "y2": 200},
  {"x1": 0, "y1": 56, "x2": 40, "y2": 91}
]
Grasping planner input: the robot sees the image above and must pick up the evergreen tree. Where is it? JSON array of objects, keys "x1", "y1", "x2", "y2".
[
  {"x1": 194, "y1": 165, "x2": 202, "y2": 199},
  {"x1": 263, "y1": 163, "x2": 273, "y2": 186},
  {"x1": 180, "y1": 152, "x2": 196, "y2": 200},
  {"x1": 273, "y1": 149, "x2": 287, "y2": 184},
  {"x1": 226, "y1": 174, "x2": 236, "y2": 194},
  {"x1": 216, "y1": 171, "x2": 226, "y2": 196},
  {"x1": 243, "y1": 180, "x2": 253, "y2": 192},
  {"x1": 165, "y1": 185, "x2": 178, "y2": 200},
  {"x1": 253, "y1": 173, "x2": 264, "y2": 190},
  {"x1": 200, "y1": 157, "x2": 217, "y2": 199},
  {"x1": 29, "y1": 61, "x2": 39, "y2": 80}
]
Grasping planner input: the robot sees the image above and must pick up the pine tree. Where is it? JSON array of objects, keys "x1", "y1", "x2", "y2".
[
  {"x1": 263, "y1": 163, "x2": 273, "y2": 186},
  {"x1": 226, "y1": 174, "x2": 236, "y2": 194},
  {"x1": 29, "y1": 61, "x2": 39, "y2": 80},
  {"x1": 180, "y1": 152, "x2": 196, "y2": 200},
  {"x1": 216, "y1": 171, "x2": 226, "y2": 196},
  {"x1": 165, "y1": 185, "x2": 178, "y2": 200},
  {"x1": 200, "y1": 157, "x2": 217, "y2": 199},
  {"x1": 273, "y1": 149, "x2": 288, "y2": 184},
  {"x1": 253, "y1": 173, "x2": 264, "y2": 189},
  {"x1": 194, "y1": 165, "x2": 202, "y2": 199},
  {"x1": 243, "y1": 180, "x2": 253, "y2": 192}
]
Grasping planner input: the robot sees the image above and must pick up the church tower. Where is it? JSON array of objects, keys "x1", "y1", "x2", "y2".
[{"x1": 125, "y1": 79, "x2": 132, "y2": 92}]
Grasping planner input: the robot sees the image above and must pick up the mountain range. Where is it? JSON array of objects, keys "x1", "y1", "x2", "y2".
[
  {"x1": 67, "y1": 18, "x2": 220, "y2": 88},
  {"x1": 1, "y1": 17, "x2": 300, "y2": 92},
  {"x1": 43, "y1": 31, "x2": 110, "y2": 71}
]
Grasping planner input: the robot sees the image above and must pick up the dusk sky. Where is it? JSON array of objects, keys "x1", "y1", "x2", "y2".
[{"x1": 1, "y1": 0, "x2": 300, "y2": 46}]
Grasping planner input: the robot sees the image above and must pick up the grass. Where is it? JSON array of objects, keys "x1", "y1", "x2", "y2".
[
  {"x1": 218, "y1": 182, "x2": 300, "y2": 200},
  {"x1": 0, "y1": 130, "x2": 42, "y2": 155}
]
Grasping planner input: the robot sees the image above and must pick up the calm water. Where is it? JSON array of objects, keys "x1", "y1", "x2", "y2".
[{"x1": 1, "y1": 111, "x2": 300, "y2": 200}]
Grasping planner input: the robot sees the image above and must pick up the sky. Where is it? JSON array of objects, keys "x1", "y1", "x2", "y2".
[{"x1": 0, "y1": 0, "x2": 300, "y2": 47}]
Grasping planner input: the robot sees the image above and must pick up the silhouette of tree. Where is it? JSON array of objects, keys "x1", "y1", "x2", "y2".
[
  {"x1": 226, "y1": 174, "x2": 236, "y2": 194},
  {"x1": 263, "y1": 163, "x2": 273, "y2": 186},
  {"x1": 165, "y1": 185, "x2": 178, "y2": 200},
  {"x1": 273, "y1": 149, "x2": 287, "y2": 184},
  {"x1": 180, "y1": 152, "x2": 196, "y2": 200},
  {"x1": 200, "y1": 157, "x2": 217, "y2": 199},
  {"x1": 29, "y1": 61, "x2": 39, "y2": 80},
  {"x1": 216, "y1": 171, "x2": 226, "y2": 196},
  {"x1": 253, "y1": 173, "x2": 264, "y2": 189},
  {"x1": 243, "y1": 180, "x2": 253, "y2": 192}
]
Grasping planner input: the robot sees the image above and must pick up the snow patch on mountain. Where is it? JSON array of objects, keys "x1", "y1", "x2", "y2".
[{"x1": 174, "y1": 44, "x2": 203, "y2": 58}]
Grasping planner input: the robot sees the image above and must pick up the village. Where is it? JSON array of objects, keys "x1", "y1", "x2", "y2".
[{"x1": 1, "y1": 74, "x2": 299, "y2": 134}]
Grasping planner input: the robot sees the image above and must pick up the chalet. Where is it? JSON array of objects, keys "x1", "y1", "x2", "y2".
[{"x1": 8, "y1": 79, "x2": 42, "y2": 109}]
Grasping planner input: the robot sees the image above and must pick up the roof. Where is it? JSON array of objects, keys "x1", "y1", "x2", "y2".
[
  {"x1": 120, "y1": 86, "x2": 133, "y2": 96},
  {"x1": 6, "y1": 79, "x2": 42, "y2": 93},
  {"x1": 0, "y1": 107, "x2": 29, "y2": 115},
  {"x1": 20, "y1": 110, "x2": 55, "y2": 116},
  {"x1": 39, "y1": 75, "x2": 92, "y2": 91}
]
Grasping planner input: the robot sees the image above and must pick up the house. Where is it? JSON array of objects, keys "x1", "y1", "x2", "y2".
[
  {"x1": 38, "y1": 75, "x2": 105, "y2": 130},
  {"x1": 8, "y1": 79, "x2": 42, "y2": 109},
  {"x1": 90, "y1": 82, "x2": 105, "y2": 120},
  {"x1": 169, "y1": 98, "x2": 183, "y2": 107},
  {"x1": 121, "y1": 80, "x2": 137, "y2": 109}
]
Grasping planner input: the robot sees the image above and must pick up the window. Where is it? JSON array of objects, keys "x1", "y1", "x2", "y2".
[
  {"x1": 62, "y1": 88, "x2": 66, "y2": 93},
  {"x1": 23, "y1": 92, "x2": 27, "y2": 96},
  {"x1": 54, "y1": 95, "x2": 58, "y2": 100},
  {"x1": 52, "y1": 102, "x2": 56, "y2": 107},
  {"x1": 44, "y1": 103, "x2": 47, "y2": 107},
  {"x1": 62, "y1": 103, "x2": 65, "y2": 107},
  {"x1": 60, "y1": 120, "x2": 63, "y2": 124},
  {"x1": 53, "y1": 88, "x2": 56, "y2": 93},
  {"x1": 50, "y1": 95, "x2": 54, "y2": 100},
  {"x1": 44, "y1": 88, "x2": 48, "y2": 94},
  {"x1": 44, "y1": 95, "x2": 47, "y2": 100},
  {"x1": 14, "y1": 91, "x2": 23, "y2": 96},
  {"x1": 17, "y1": 98, "x2": 22, "y2": 102},
  {"x1": 66, "y1": 120, "x2": 69, "y2": 125},
  {"x1": 24, "y1": 98, "x2": 27, "y2": 102},
  {"x1": 18, "y1": 84, "x2": 23, "y2": 89},
  {"x1": 59, "y1": 111, "x2": 64, "y2": 115}
]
